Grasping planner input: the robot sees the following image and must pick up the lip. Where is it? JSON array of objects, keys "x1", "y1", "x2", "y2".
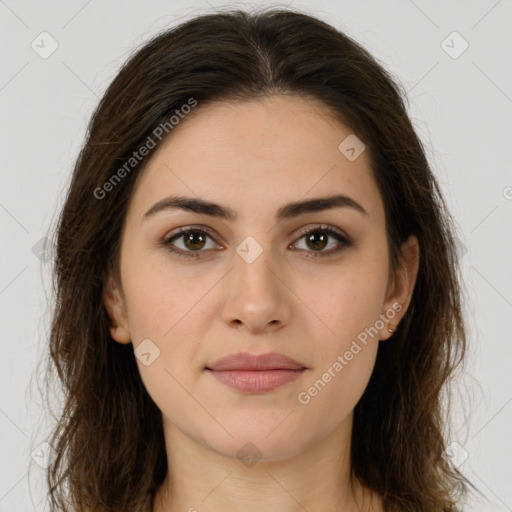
[
  {"x1": 205, "y1": 352, "x2": 307, "y2": 393},
  {"x1": 206, "y1": 351, "x2": 306, "y2": 371}
]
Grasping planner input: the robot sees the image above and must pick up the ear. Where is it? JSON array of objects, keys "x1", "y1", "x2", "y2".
[
  {"x1": 103, "y1": 274, "x2": 131, "y2": 344},
  {"x1": 379, "y1": 234, "x2": 420, "y2": 340}
]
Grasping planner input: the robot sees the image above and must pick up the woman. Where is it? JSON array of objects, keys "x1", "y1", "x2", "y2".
[{"x1": 42, "y1": 7, "x2": 476, "y2": 511}]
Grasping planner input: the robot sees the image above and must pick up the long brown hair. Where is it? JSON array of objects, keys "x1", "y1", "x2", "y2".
[{"x1": 40, "y1": 7, "x2": 477, "y2": 511}]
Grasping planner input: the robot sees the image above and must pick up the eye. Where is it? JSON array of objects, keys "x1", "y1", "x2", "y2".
[
  {"x1": 162, "y1": 227, "x2": 220, "y2": 258},
  {"x1": 162, "y1": 224, "x2": 352, "y2": 259},
  {"x1": 291, "y1": 224, "x2": 352, "y2": 258}
]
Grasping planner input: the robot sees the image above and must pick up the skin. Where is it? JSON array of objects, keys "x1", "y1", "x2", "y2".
[{"x1": 103, "y1": 94, "x2": 419, "y2": 512}]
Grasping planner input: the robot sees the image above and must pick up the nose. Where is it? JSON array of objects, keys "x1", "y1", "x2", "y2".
[{"x1": 220, "y1": 240, "x2": 292, "y2": 334}]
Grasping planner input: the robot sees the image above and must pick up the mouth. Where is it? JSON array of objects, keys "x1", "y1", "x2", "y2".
[{"x1": 205, "y1": 351, "x2": 307, "y2": 393}]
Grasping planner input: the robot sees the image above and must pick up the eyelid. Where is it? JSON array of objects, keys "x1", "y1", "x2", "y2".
[
  {"x1": 294, "y1": 224, "x2": 348, "y2": 241},
  {"x1": 164, "y1": 224, "x2": 216, "y2": 239},
  {"x1": 163, "y1": 225, "x2": 221, "y2": 251}
]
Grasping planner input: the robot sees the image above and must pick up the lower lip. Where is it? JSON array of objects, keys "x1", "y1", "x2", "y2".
[{"x1": 206, "y1": 369, "x2": 305, "y2": 392}]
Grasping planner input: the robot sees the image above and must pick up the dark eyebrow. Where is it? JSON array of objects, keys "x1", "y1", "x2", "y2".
[{"x1": 142, "y1": 193, "x2": 368, "y2": 222}]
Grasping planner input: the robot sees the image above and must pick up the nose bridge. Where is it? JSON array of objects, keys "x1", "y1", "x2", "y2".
[
  {"x1": 233, "y1": 233, "x2": 279, "y2": 294},
  {"x1": 221, "y1": 232, "x2": 290, "y2": 330}
]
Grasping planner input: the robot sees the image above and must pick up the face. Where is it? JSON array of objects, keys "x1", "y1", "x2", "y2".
[{"x1": 104, "y1": 94, "x2": 418, "y2": 461}]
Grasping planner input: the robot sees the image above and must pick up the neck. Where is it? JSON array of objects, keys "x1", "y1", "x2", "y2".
[{"x1": 152, "y1": 413, "x2": 382, "y2": 512}]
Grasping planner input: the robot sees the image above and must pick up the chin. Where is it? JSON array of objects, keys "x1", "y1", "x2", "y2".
[{"x1": 197, "y1": 416, "x2": 315, "y2": 463}]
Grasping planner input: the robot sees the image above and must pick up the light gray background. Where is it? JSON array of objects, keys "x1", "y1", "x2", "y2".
[{"x1": 1, "y1": 0, "x2": 511, "y2": 510}]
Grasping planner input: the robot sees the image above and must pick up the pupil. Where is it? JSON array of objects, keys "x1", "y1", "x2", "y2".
[
  {"x1": 185, "y1": 232, "x2": 205, "y2": 250},
  {"x1": 307, "y1": 232, "x2": 327, "y2": 251}
]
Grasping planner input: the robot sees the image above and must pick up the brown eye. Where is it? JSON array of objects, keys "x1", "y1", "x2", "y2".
[
  {"x1": 292, "y1": 225, "x2": 352, "y2": 257},
  {"x1": 163, "y1": 228, "x2": 218, "y2": 258},
  {"x1": 181, "y1": 231, "x2": 207, "y2": 251},
  {"x1": 162, "y1": 224, "x2": 352, "y2": 260},
  {"x1": 304, "y1": 231, "x2": 329, "y2": 251}
]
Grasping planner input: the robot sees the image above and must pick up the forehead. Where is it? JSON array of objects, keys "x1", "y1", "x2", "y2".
[{"x1": 127, "y1": 94, "x2": 383, "y2": 224}]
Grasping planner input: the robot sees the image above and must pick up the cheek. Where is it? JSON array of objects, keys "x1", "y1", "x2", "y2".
[
  {"x1": 318, "y1": 340, "x2": 379, "y2": 402},
  {"x1": 295, "y1": 260, "x2": 386, "y2": 404},
  {"x1": 295, "y1": 344, "x2": 378, "y2": 445},
  {"x1": 297, "y1": 291, "x2": 381, "y2": 428},
  {"x1": 122, "y1": 249, "x2": 198, "y2": 339},
  {"x1": 300, "y1": 258, "x2": 388, "y2": 347},
  {"x1": 122, "y1": 256, "x2": 210, "y2": 394}
]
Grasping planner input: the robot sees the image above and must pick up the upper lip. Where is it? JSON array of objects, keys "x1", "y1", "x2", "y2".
[{"x1": 206, "y1": 352, "x2": 307, "y2": 371}]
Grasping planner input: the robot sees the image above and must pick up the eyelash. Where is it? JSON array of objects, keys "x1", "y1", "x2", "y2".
[{"x1": 162, "y1": 224, "x2": 353, "y2": 259}]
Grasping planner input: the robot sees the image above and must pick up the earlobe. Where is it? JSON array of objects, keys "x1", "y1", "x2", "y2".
[
  {"x1": 380, "y1": 234, "x2": 420, "y2": 340},
  {"x1": 103, "y1": 275, "x2": 132, "y2": 344}
]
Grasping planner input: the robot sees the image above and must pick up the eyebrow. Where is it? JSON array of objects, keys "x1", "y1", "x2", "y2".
[{"x1": 142, "y1": 193, "x2": 368, "y2": 222}]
